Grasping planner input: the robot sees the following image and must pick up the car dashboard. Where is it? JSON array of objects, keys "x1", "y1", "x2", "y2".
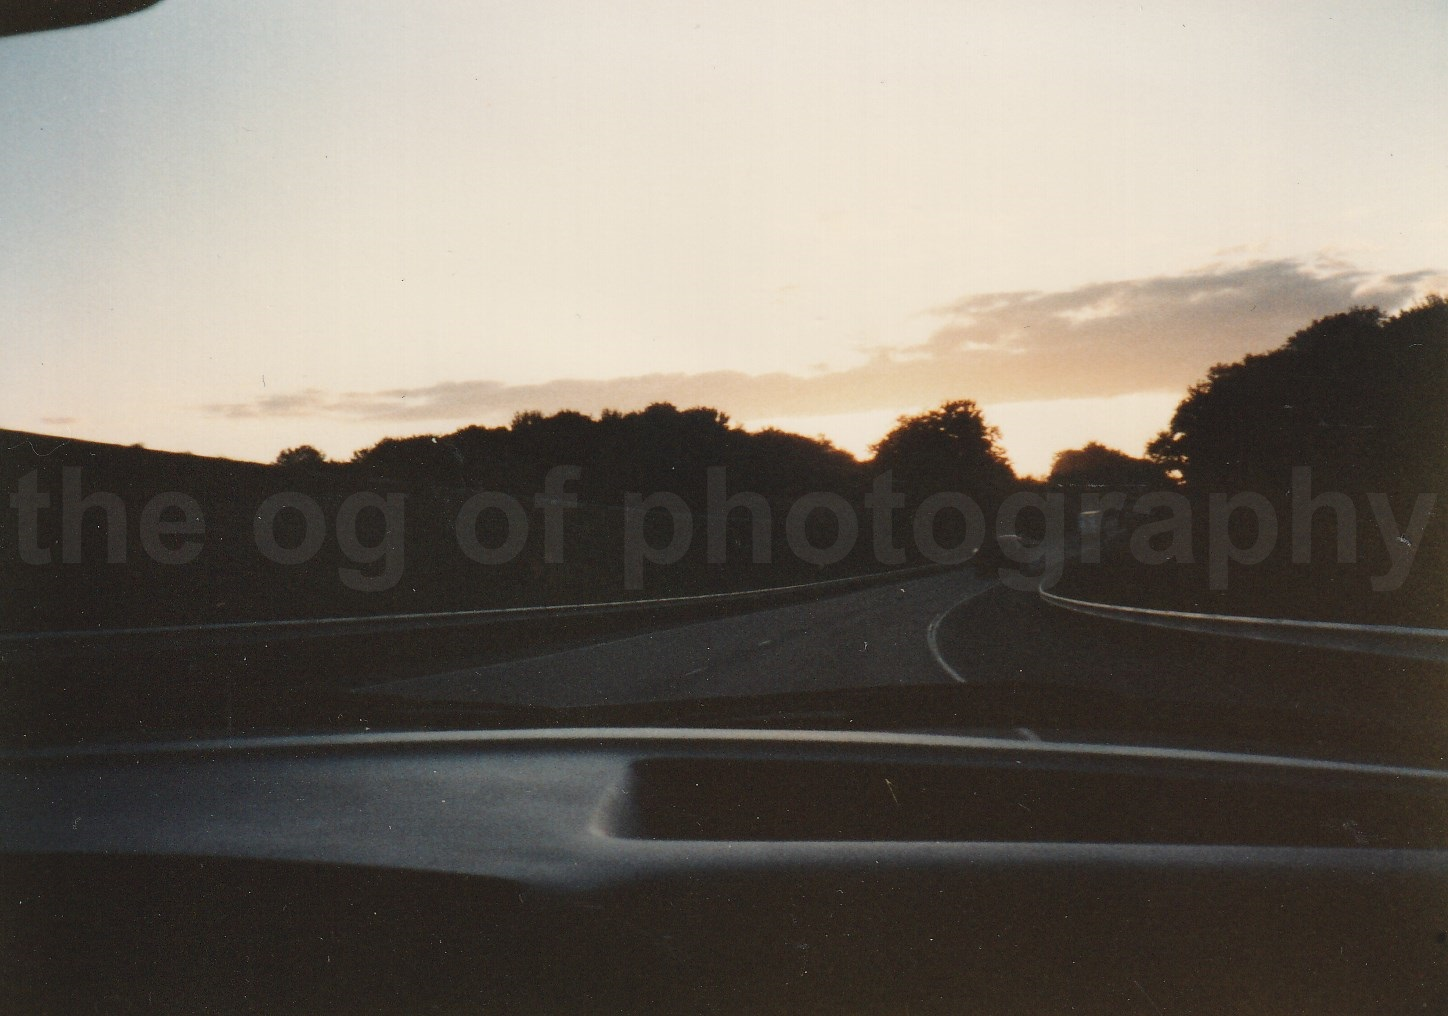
[{"x1": 4, "y1": 727, "x2": 1447, "y2": 1014}]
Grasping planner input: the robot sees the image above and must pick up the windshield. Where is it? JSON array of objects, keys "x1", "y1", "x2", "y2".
[{"x1": 2, "y1": 1, "x2": 1445, "y2": 761}]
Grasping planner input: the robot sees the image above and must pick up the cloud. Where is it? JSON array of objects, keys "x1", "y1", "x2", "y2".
[{"x1": 204, "y1": 257, "x2": 1441, "y2": 426}]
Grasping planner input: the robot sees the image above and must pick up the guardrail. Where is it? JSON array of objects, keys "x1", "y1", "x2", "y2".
[
  {"x1": 1, "y1": 560, "x2": 968, "y2": 651},
  {"x1": 2, "y1": 561, "x2": 989, "y2": 741},
  {"x1": 1039, "y1": 588, "x2": 1448, "y2": 663}
]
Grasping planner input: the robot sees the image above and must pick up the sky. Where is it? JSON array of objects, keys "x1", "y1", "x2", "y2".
[{"x1": 2, "y1": 0, "x2": 1444, "y2": 477}]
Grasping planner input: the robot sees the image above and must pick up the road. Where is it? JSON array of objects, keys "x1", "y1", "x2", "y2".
[
  {"x1": 366, "y1": 569, "x2": 995, "y2": 708},
  {"x1": 362, "y1": 568, "x2": 1445, "y2": 766}
]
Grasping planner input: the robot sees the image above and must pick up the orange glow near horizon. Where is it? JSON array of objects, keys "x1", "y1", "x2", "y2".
[{"x1": 1, "y1": 3, "x2": 1444, "y2": 475}]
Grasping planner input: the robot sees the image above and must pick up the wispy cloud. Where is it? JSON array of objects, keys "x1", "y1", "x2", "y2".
[{"x1": 205, "y1": 257, "x2": 1440, "y2": 425}]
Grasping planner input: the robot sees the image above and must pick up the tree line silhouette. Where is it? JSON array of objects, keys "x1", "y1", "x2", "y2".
[
  {"x1": 2, "y1": 401, "x2": 1022, "y2": 630},
  {"x1": 1073, "y1": 297, "x2": 1445, "y2": 625},
  {"x1": 3, "y1": 297, "x2": 1442, "y2": 631},
  {"x1": 280, "y1": 400, "x2": 1015, "y2": 518},
  {"x1": 1147, "y1": 298, "x2": 1446, "y2": 498}
]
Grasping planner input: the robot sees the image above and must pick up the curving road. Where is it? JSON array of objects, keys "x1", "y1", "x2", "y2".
[{"x1": 366, "y1": 570, "x2": 995, "y2": 708}]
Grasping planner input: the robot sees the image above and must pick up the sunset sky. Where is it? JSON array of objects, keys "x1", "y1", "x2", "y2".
[{"x1": 3, "y1": 1, "x2": 1444, "y2": 476}]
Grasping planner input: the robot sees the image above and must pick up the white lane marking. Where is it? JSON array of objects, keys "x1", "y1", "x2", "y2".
[
  {"x1": 925, "y1": 581, "x2": 998, "y2": 683},
  {"x1": 365, "y1": 569, "x2": 977, "y2": 698}
]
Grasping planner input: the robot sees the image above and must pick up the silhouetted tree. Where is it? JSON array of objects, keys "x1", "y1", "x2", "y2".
[
  {"x1": 1049, "y1": 442, "x2": 1168, "y2": 490},
  {"x1": 1146, "y1": 298, "x2": 1447, "y2": 494},
  {"x1": 275, "y1": 445, "x2": 327, "y2": 469},
  {"x1": 1136, "y1": 297, "x2": 1446, "y2": 624},
  {"x1": 870, "y1": 400, "x2": 1016, "y2": 505},
  {"x1": 348, "y1": 405, "x2": 866, "y2": 511},
  {"x1": 351, "y1": 434, "x2": 463, "y2": 482},
  {"x1": 726, "y1": 427, "x2": 860, "y2": 501}
]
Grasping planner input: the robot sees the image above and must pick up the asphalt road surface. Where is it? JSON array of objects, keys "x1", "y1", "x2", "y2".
[
  {"x1": 367, "y1": 569, "x2": 996, "y2": 708},
  {"x1": 363, "y1": 569, "x2": 1445, "y2": 766}
]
